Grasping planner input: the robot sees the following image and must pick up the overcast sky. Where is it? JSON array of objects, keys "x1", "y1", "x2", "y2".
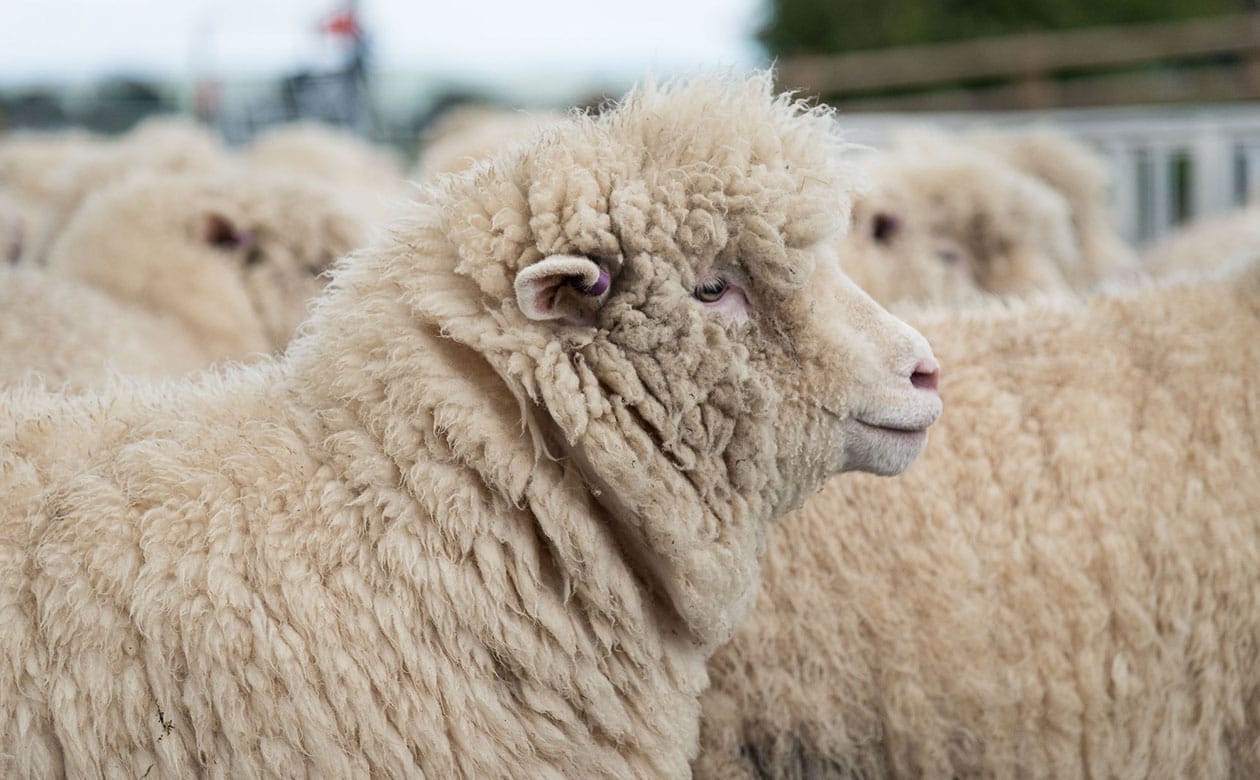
[{"x1": 1, "y1": 0, "x2": 767, "y2": 85}]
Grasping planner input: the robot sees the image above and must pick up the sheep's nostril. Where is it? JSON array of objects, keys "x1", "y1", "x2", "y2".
[{"x1": 910, "y1": 358, "x2": 940, "y2": 392}]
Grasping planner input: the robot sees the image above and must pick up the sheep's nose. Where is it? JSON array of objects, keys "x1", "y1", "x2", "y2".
[{"x1": 910, "y1": 357, "x2": 940, "y2": 392}]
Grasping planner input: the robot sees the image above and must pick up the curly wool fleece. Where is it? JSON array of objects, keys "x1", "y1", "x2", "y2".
[
  {"x1": 696, "y1": 258, "x2": 1260, "y2": 779},
  {"x1": 0, "y1": 74, "x2": 929, "y2": 777}
]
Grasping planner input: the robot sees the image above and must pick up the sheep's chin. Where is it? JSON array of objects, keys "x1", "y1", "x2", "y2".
[{"x1": 842, "y1": 417, "x2": 930, "y2": 476}]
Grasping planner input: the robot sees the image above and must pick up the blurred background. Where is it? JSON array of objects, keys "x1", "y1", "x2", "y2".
[{"x1": 3, "y1": 0, "x2": 1259, "y2": 245}]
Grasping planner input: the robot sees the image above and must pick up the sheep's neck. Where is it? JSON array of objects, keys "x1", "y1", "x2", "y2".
[{"x1": 286, "y1": 285, "x2": 712, "y2": 764}]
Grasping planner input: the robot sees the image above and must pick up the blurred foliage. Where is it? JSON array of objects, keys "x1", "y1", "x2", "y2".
[
  {"x1": 0, "y1": 91, "x2": 67, "y2": 129},
  {"x1": 0, "y1": 77, "x2": 173, "y2": 133},
  {"x1": 81, "y1": 78, "x2": 173, "y2": 133},
  {"x1": 760, "y1": 0, "x2": 1254, "y2": 55}
]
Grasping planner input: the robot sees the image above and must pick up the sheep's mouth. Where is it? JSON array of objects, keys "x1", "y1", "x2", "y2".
[
  {"x1": 842, "y1": 414, "x2": 933, "y2": 476},
  {"x1": 851, "y1": 417, "x2": 932, "y2": 437}
]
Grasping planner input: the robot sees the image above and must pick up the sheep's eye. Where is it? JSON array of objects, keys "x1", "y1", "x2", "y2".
[
  {"x1": 203, "y1": 214, "x2": 244, "y2": 250},
  {"x1": 210, "y1": 232, "x2": 241, "y2": 250},
  {"x1": 693, "y1": 275, "x2": 728, "y2": 303},
  {"x1": 872, "y1": 212, "x2": 899, "y2": 243}
]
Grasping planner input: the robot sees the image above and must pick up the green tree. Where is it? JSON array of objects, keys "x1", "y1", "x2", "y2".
[{"x1": 759, "y1": 0, "x2": 1251, "y2": 55}]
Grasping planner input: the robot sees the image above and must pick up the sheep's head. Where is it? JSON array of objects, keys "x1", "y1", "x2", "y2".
[
  {"x1": 220, "y1": 175, "x2": 371, "y2": 350},
  {"x1": 44, "y1": 172, "x2": 367, "y2": 361},
  {"x1": 843, "y1": 187, "x2": 985, "y2": 308},
  {"x1": 840, "y1": 143, "x2": 1077, "y2": 308},
  {"x1": 421, "y1": 74, "x2": 942, "y2": 648}
]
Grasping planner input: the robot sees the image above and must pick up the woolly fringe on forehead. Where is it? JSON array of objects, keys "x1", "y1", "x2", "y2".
[
  {"x1": 436, "y1": 72, "x2": 862, "y2": 303},
  {"x1": 603, "y1": 74, "x2": 851, "y2": 187}
]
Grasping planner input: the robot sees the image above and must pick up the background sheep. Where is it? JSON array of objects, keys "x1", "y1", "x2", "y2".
[
  {"x1": 0, "y1": 170, "x2": 369, "y2": 389},
  {"x1": 245, "y1": 121, "x2": 407, "y2": 224},
  {"x1": 0, "y1": 128, "x2": 103, "y2": 208},
  {"x1": 695, "y1": 258, "x2": 1260, "y2": 779},
  {"x1": 16, "y1": 116, "x2": 230, "y2": 264},
  {"x1": 0, "y1": 74, "x2": 942, "y2": 778},
  {"x1": 968, "y1": 128, "x2": 1143, "y2": 288},
  {"x1": 838, "y1": 137, "x2": 1078, "y2": 309},
  {"x1": 1143, "y1": 203, "x2": 1260, "y2": 279},
  {"x1": 414, "y1": 104, "x2": 568, "y2": 178},
  {"x1": 0, "y1": 128, "x2": 103, "y2": 265},
  {"x1": 0, "y1": 267, "x2": 209, "y2": 389}
]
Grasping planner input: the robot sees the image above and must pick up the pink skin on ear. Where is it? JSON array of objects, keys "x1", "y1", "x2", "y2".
[
  {"x1": 515, "y1": 254, "x2": 610, "y2": 323},
  {"x1": 579, "y1": 267, "x2": 610, "y2": 296}
]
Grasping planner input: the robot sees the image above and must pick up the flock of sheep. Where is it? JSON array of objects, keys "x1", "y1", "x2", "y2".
[{"x1": 1, "y1": 72, "x2": 1258, "y2": 778}]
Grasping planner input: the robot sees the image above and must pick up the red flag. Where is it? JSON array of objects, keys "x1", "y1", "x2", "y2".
[{"x1": 320, "y1": 8, "x2": 359, "y2": 39}]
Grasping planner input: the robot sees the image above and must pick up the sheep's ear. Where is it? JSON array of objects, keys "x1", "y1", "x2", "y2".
[
  {"x1": 199, "y1": 211, "x2": 253, "y2": 251},
  {"x1": 515, "y1": 254, "x2": 610, "y2": 325}
]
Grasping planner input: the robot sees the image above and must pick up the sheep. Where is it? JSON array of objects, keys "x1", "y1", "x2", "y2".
[
  {"x1": 19, "y1": 116, "x2": 229, "y2": 264},
  {"x1": 968, "y1": 128, "x2": 1143, "y2": 288},
  {"x1": 0, "y1": 170, "x2": 369, "y2": 389},
  {"x1": 245, "y1": 121, "x2": 407, "y2": 224},
  {"x1": 0, "y1": 129, "x2": 103, "y2": 264},
  {"x1": 695, "y1": 257, "x2": 1260, "y2": 779},
  {"x1": 1143, "y1": 204, "x2": 1260, "y2": 279},
  {"x1": 838, "y1": 138, "x2": 1079, "y2": 309},
  {"x1": 415, "y1": 104, "x2": 568, "y2": 178},
  {"x1": 0, "y1": 128, "x2": 102, "y2": 206},
  {"x1": 0, "y1": 73, "x2": 945, "y2": 778},
  {"x1": 0, "y1": 267, "x2": 209, "y2": 388}
]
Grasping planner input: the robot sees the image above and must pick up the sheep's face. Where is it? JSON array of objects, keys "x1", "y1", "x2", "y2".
[
  {"x1": 840, "y1": 152, "x2": 1075, "y2": 308},
  {"x1": 496, "y1": 84, "x2": 940, "y2": 503},
  {"x1": 224, "y1": 180, "x2": 368, "y2": 350},
  {"x1": 439, "y1": 76, "x2": 943, "y2": 646},
  {"x1": 46, "y1": 174, "x2": 365, "y2": 361},
  {"x1": 841, "y1": 189, "x2": 985, "y2": 308}
]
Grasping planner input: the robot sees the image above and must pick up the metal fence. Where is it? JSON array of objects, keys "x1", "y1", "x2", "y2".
[{"x1": 836, "y1": 103, "x2": 1260, "y2": 246}]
